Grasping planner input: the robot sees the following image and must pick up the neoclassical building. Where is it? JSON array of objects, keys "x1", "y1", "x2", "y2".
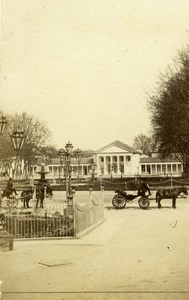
[
  {"x1": 139, "y1": 152, "x2": 183, "y2": 177},
  {"x1": 94, "y1": 140, "x2": 141, "y2": 177},
  {"x1": 0, "y1": 140, "x2": 183, "y2": 180},
  {"x1": 94, "y1": 141, "x2": 183, "y2": 178}
]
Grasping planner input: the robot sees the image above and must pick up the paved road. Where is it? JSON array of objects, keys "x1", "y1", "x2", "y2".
[{"x1": 0, "y1": 192, "x2": 189, "y2": 300}]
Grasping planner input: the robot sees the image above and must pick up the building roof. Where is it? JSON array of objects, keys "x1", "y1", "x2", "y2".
[
  {"x1": 34, "y1": 157, "x2": 94, "y2": 166},
  {"x1": 96, "y1": 140, "x2": 141, "y2": 154},
  {"x1": 140, "y1": 156, "x2": 181, "y2": 164}
]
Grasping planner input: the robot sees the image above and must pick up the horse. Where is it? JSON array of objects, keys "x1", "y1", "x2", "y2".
[
  {"x1": 20, "y1": 188, "x2": 34, "y2": 208},
  {"x1": 156, "y1": 186, "x2": 188, "y2": 209}
]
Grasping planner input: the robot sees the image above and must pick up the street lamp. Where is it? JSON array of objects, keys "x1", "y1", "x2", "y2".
[
  {"x1": 0, "y1": 116, "x2": 7, "y2": 134},
  {"x1": 11, "y1": 127, "x2": 26, "y2": 179},
  {"x1": 11, "y1": 127, "x2": 26, "y2": 156},
  {"x1": 0, "y1": 116, "x2": 7, "y2": 201},
  {"x1": 58, "y1": 141, "x2": 74, "y2": 202},
  {"x1": 75, "y1": 148, "x2": 82, "y2": 182}
]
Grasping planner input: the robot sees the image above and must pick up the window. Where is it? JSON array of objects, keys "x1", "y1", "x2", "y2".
[
  {"x1": 147, "y1": 165, "x2": 151, "y2": 174},
  {"x1": 167, "y1": 164, "x2": 171, "y2": 174},
  {"x1": 152, "y1": 165, "x2": 156, "y2": 174},
  {"x1": 141, "y1": 165, "x2": 145, "y2": 173},
  {"x1": 83, "y1": 166, "x2": 87, "y2": 175},
  {"x1": 126, "y1": 156, "x2": 131, "y2": 161},
  {"x1": 178, "y1": 164, "x2": 182, "y2": 174},
  {"x1": 157, "y1": 165, "x2": 161, "y2": 174},
  {"x1": 172, "y1": 164, "x2": 176, "y2": 173},
  {"x1": 162, "y1": 165, "x2": 166, "y2": 174},
  {"x1": 54, "y1": 166, "x2": 58, "y2": 176}
]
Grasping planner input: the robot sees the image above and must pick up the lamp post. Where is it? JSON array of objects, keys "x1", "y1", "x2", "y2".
[
  {"x1": 65, "y1": 141, "x2": 73, "y2": 199},
  {"x1": 75, "y1": 148, "x2": 82, "y2": 183},
  {"x1": 0, "y1": 116, "x2": 7, "y2": 202},
  {"x1": 0, "y1": 117, "x2": 7, "y2": 177},
  {"x1": 11, "y1": 127, "x2": 26, "y2": 179},
  {"x1": 58, "y1": 141, "x2": 74, "y2": 203},
  {"x1": 0, "y1": 116, "x2": 7, "y2": 134},
  {"x1": 58, "y1": 148, "x2": 65, "y2": 183}
]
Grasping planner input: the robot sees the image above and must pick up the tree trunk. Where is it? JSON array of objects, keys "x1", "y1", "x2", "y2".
[{"x1": 182, "y1": 158, "x2": 189, "y2": 180}]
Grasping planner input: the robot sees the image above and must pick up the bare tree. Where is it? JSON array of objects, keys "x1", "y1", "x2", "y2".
[
  {"x1": 132, "y1": 134, "x2": 154, "y2": 156},
  {"x1": 148, "y1": 45, "x2": 189, "y2": 177},
  {"x1": 0, "y1": 112, "x2": 52, "y2": 161}
]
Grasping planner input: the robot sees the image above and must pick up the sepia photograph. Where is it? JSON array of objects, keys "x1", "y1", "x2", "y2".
[{"x1": 0, "y1": 0, "x2": 189, "y2": 299}]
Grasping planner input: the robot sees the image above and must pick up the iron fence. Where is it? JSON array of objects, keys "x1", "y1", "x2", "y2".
[
  {"x1": 2, "y1": 207, "x2": 74, "y2": 239},
  {"x1": 74, "y1": 189, "x2": 104, "y2": 235},
  {"x1": 0, "y1": 189, "x2": 104, "y2": 239}
]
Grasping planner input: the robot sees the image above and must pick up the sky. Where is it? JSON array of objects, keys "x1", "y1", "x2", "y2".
[{"x1": 1, "y1": 0, "x2": 189, "y2": 151}]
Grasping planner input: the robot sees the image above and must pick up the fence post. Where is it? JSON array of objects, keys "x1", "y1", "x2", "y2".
[
  {"x1": 72, "y1": 194, "x2": 76, "y2": 237},
  {"x1": 101, "y1": 185, "x2": 104, "y2": 217},
  {"x1": 89, "y1": 186, "x2": 93, "y2": 226},
  {"x1": 32, "y1": 185, "x2": 37, "y2": 211}
]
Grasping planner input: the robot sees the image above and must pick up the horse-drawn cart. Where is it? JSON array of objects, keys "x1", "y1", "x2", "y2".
[
  {"x1": 112, "y1": 186, "x2": 188, "y2": 210},
  {"x1": 112, "y1": 189, "x2": 150, "y2": 209}
]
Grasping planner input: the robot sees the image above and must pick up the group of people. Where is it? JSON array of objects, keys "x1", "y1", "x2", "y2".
[{"x1": 2, "y1": 178, "x2": 53, "y2": 209}]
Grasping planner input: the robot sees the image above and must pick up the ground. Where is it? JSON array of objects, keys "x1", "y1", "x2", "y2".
[{"x1": 0, "y1": 191, "x2": 189, "y2": 300}]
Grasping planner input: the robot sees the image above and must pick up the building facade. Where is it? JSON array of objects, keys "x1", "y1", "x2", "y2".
[
  {"x1": 94, "y1": 140, "x2": 141, "y2": 177},
  {"x1": 0, "y1": 140, "x2": 183, "y2": 180}
]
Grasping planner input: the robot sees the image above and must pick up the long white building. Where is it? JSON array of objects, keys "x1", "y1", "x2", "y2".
[{"x1": 0, "y1": 140, "x2": 183, "y2": 180}]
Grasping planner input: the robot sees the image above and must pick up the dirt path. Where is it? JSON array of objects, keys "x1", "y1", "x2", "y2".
[{"x1": 0, "y1": 197, "x2": 189, "y2": 300}]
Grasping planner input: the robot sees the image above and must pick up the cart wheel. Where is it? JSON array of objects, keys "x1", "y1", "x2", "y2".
[
  {"x1": 7, "y1": 198, "x2": 18, "y2": 208},
  {"x1": 138, "y1": 197, "x2": 150, "y2": 209},
  {"x1": 112, "y1": 195, "x2": 126, "y2": 209}
]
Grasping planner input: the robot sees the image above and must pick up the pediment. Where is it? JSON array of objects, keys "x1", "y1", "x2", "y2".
[{"x1": 98, "y1": 146, "x2": 131, "y2": 154}]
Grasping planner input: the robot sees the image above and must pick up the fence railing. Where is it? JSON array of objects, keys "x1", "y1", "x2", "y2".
[
  {"x1": 3, "y1": 207, "x2": 74, "y2": 239},
  {"x1": 0, "y1": 189, "x2": 104, "y2": 239},
  {"x1": 74, "y1": 189, "x2": 104, "y2": 235}
]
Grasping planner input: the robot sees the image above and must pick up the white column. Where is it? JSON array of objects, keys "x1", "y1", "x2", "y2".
[
  {"x1": 104, "y1": 156, "x2": 108, "y2": 175},
  {"x1": 96, "y1": 156, "x2": 99, "y2": 175},
  {"x1": 123, "y1": 156, "x2": 127, "y2": 175},
  {"x1": 176, "y1": 164, "x2": 178, "y2": 175},
  {"x1": 51, "y1": 166, "x2": 54, "y2": 177},
  {"x1": 110, "y1": 156, "x2": 113, "y2": 176},
  {"x1": 98, "y1": 156, "x2": 102, "y2": 175},
  {"x1": 81, "y1": 166, "x2": 83, "y2": 176},
  {"x1": 170, "y1": 164, "x2": 173, "y2": 175}
]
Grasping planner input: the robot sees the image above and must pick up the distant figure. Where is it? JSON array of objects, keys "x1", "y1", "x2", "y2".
[
  {"x1": 46, "y1": 184, "x2": 53, "y2": 198},
  {"x1": 4, "y1": 178, "x2": 17, "y2": 198},
  {"x1": 138, "y1": 180, "x2": 151, "y2": 197},
  {"x1": 36, "y1": 183, "x2": 45, "y2": 208}
]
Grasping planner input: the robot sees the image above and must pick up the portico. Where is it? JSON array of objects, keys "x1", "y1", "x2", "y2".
[{"x1": 95, "y1": 140, "x2": 141, "y2": 177}]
